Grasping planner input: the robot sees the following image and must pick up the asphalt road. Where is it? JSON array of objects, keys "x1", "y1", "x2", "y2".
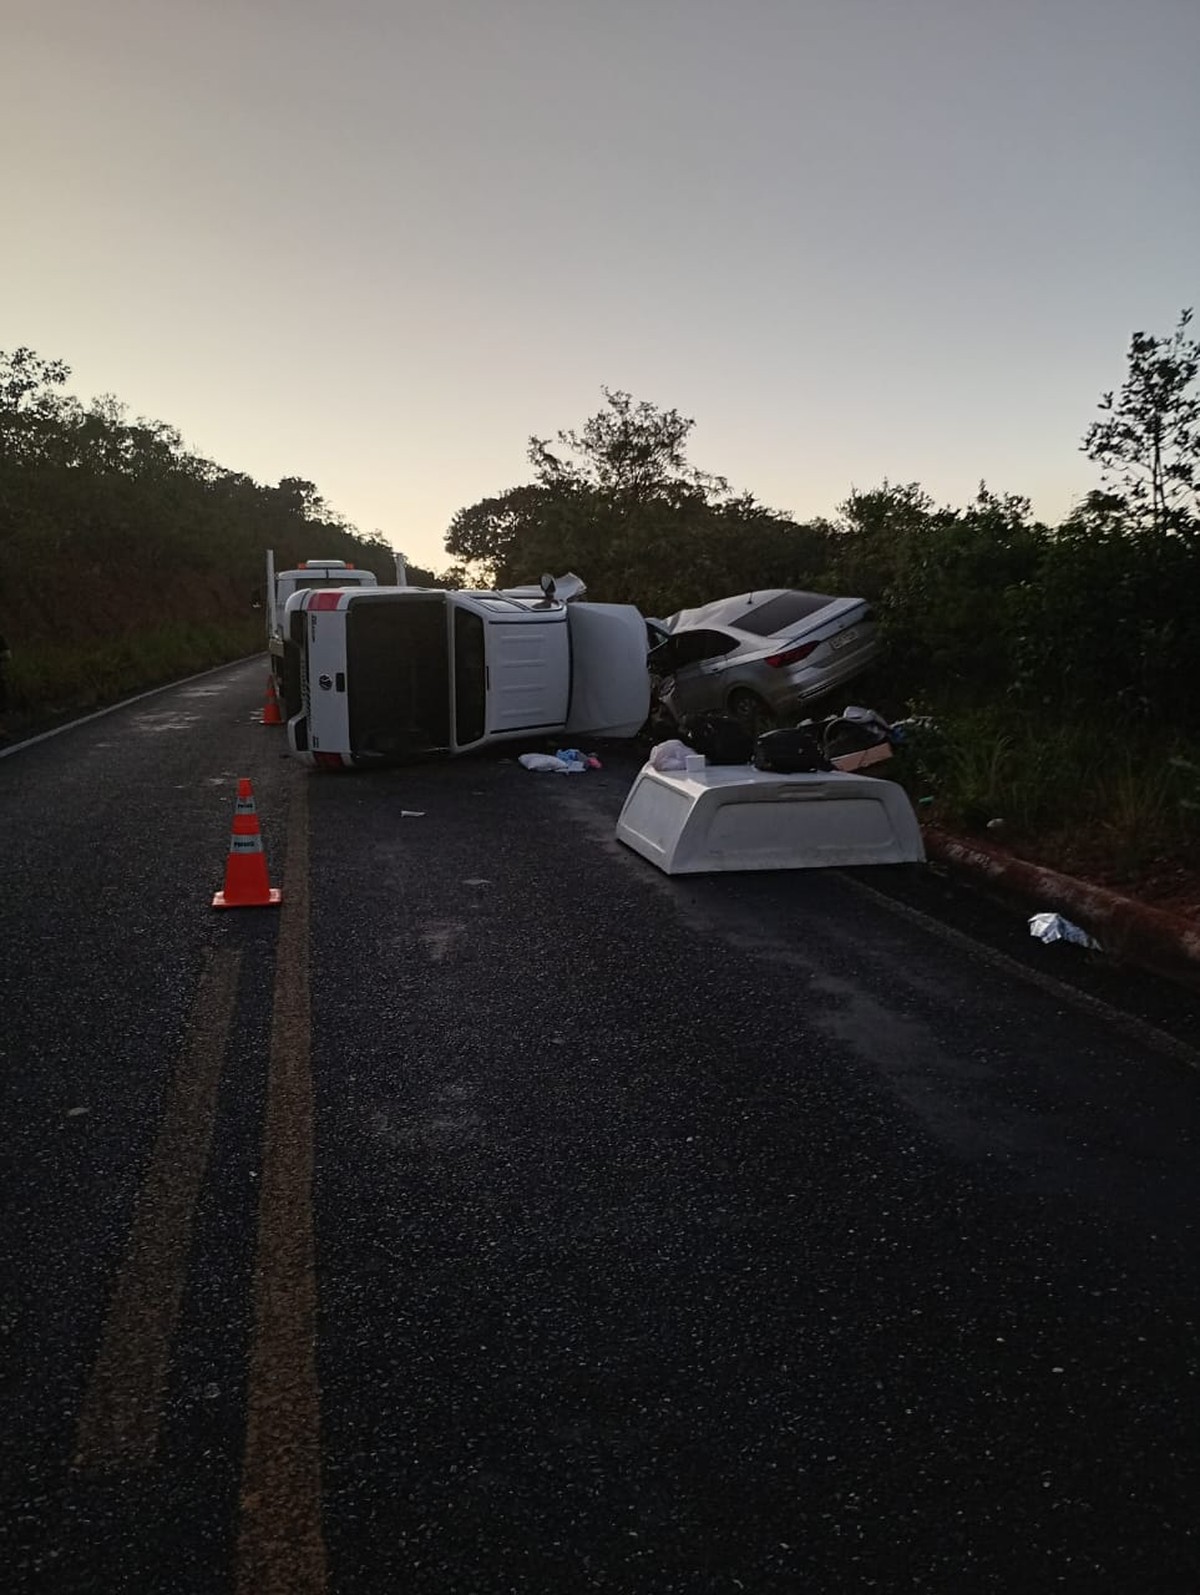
[{"x1": 1, "y1": 658, "x2": 1197, "y2": 1595}]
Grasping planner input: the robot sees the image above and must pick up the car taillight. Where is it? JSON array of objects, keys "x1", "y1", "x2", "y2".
[
  {"x1": 766, "y1": 641, "x2": 819, "y2": 667},
  {"x1": 314, "y1": 752, "x2": 343, "y2": 770}
]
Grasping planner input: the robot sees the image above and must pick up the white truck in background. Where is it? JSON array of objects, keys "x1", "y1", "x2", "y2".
[
  {"x1": 265, "y1": 551, "x2": 391, "y2": 688},
  {"x1": 281, "y1": 574, "x2": 650, "y2": 767}
]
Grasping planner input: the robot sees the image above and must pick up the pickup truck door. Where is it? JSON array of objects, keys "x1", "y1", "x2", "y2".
[{"x1": 564, "y1": 603, "x2": 651, "y2": 737}]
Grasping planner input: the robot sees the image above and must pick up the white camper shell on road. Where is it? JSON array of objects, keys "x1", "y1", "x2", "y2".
[{"x1": 283, "y1": 581, "x2": 650, "y2": 767}]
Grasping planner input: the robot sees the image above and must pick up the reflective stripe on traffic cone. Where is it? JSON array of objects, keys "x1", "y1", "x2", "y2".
[
  {"x1": 261, "y1": 673, "x2": 283, "y2": 726},
  {"x1": 212, "y1": 778, "x2": 282, "y2": 909}
]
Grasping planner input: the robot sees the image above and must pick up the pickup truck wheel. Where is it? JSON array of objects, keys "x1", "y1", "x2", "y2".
[{"x1": 728, "y1": 689, "x2": 773, "y2": 739}]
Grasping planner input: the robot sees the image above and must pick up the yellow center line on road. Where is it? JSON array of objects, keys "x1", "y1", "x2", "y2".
[
  {"x1": 236, "y1": 775, "x2": 327, "y2": 1595},
  {"x1": 74, "y1": 946, "x2": 243, "y2": 1468}
]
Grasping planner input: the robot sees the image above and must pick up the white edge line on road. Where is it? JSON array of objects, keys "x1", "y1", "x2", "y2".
[{"x1": 0, "y1": 654, "x2": 264, "y2": 761}]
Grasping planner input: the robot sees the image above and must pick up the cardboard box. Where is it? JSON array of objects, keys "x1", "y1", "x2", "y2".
[{"x1": 830, "y1": 741, "x2": 893, "y2": 773}]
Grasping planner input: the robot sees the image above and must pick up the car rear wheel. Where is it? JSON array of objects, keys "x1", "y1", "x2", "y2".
[{"x1": 728, "y1": 689, "x2": 773, "y2": 739}]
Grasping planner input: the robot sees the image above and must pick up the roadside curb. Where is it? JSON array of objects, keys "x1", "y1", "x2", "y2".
[{"x1": 922, "y1": 825, "x2": 1200, "y2": 986}]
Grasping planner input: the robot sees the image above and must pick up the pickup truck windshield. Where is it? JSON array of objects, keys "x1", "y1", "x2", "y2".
[{"x1": 346, "y1": 595, "x2": 450, "y2": 758}]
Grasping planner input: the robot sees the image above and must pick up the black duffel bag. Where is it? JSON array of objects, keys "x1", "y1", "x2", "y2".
[
  {"x1": 752, "y1": 726, "x2": 832, "y2": 774},
  {"x1": 677, "y1": 713, "x2": 754, "y2": 765}
]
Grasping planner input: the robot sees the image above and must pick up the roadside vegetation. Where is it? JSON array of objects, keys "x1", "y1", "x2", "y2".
[
  {"x1": 2, "y1": 314, "x2": 1197, "y2": 904},
  {"x1": 0, "y1": 348, "x2": 435, "y2": 721}
]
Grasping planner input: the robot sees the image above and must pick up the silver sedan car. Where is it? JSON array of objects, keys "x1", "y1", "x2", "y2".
[{"x1": 649, "y1": 589, "x2": 881, "y2": 734}]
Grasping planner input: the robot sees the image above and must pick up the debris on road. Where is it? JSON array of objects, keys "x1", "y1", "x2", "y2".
[
  {"x1": 648, "y1": 739, "x2": 693, "y2": 772},
  {"x1": 617, "y1": 762, "x2": 926, "y2": 874},
  {"x1": 822, "y1": 707, "x2": 896, "y2": 772},
  {"x1": 518, "y1": 749, "x2": 601, "y2": 774},
  {"x1": 752, "y1": 725, "x2": 832, "y2": 773},
  {"x1": 678, "y1": 712, "x2": 755, "y2": 765},
  {"x1": 519, "y1": 753, "x2": 576, "y2": 773},
  {"x1": 1029, "y1": 912, "x2": 1102, "y2": 950}
]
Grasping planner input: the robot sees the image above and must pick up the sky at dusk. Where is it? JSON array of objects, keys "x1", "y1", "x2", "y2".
[{"x1": 4, "y1": 0, "x2": 1197, "y2": 569}]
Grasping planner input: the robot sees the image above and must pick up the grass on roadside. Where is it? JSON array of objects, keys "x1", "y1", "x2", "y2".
[
  {"x1": 888, "y1": 706, "x2": 1200, "y2": 885},
  {"x1": 5, "y1": 619, "x2": 263, "y2": 728}
]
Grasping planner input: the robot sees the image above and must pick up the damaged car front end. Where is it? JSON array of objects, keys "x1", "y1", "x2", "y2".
[{"x1": 649, "y1": 588, "x2": 881, "y2": 734}]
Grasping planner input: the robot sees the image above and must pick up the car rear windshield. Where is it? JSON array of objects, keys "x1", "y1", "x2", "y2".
[{"x1": 736, "y1": 592, "x2": 835, "y2": 636}]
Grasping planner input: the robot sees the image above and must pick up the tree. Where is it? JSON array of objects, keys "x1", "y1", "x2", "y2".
[
  {"x1": 273, "y1": 476, "x2": 328, "y2": 520},
  {"x1": 880, "y1": 485, "x2": 1046, "y2": 700},
  {"x1": 443, "y1": 389, "x2": 844, "y2": 614},
  {"x1": 0, "y1": 346, "x2": 72, "y2": 466},
  {"x1": 0, "y1": 346, "x2": 69, "y2": 415},
  {"x1": 529, "y1": 387, "x2": 726, "y2": 503},
  {"x1": 444, "y1": 484, "x2": 559, "y2": 581},
  {"x1": 1008, "y1": 496, "x2": 1200, "y2": 720},
  {"x1": 1082, "y1": 308, "x2": 1199, "y2": 538},
  {"x1": 825, "y1": 481, "x2": 936, "y2": 599}
]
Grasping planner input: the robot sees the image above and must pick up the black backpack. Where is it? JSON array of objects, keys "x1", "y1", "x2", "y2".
[
  {"x1": 752, "y1": 726, "x2": 832, "y2": 774},
  {"x1": 677, "y1": 713, "x2": 754, "y2": 765}
]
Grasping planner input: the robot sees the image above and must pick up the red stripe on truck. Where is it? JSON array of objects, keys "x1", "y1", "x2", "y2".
[{"x1": 309, "y1": 592, "x2": 344, "y2": 610}]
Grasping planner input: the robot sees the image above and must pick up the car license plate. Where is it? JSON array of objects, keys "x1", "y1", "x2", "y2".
[{"x1": 830, "y1": 627, "x2": 857, "y2": 651}]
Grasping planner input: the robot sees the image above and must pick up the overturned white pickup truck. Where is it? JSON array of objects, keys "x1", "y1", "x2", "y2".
[{"x1": 282, "y1": 574, "x2": 650, "y2": 768}]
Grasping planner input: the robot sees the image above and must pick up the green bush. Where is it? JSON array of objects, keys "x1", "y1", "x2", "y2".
[{"x1": 889, "y1": 705, "x2": 1200, "y2": 873}]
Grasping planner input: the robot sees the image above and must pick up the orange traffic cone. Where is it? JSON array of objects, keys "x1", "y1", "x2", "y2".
[
  {"x1": 261, "y1": 674, "x2": 283, "y2": 726},
  {"x1": 212, "y1": 779, "x2": 282, "y2": 909}
]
